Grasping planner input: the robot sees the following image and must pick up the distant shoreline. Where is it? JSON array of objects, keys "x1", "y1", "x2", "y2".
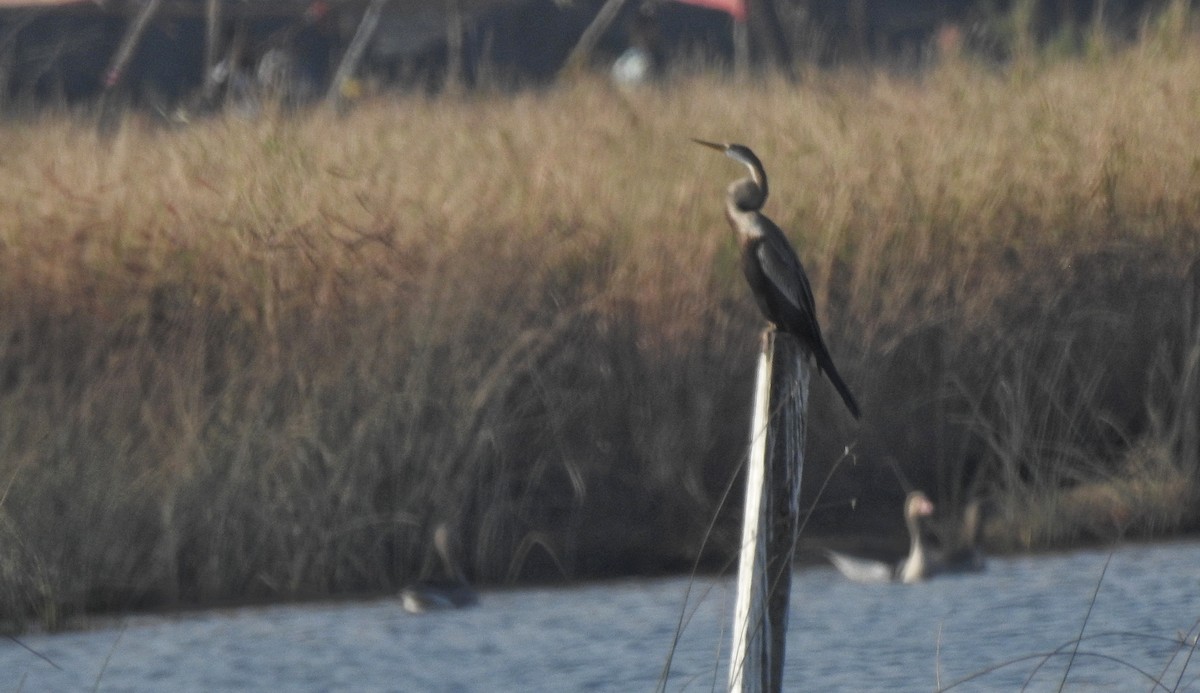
[{"x1": 1, "y1": 32, "x2": 1198, "y2": 632}]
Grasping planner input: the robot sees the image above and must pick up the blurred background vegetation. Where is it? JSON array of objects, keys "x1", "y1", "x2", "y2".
[{"x1": 0, "y1": 0, "x2": 1198, "y2": 631}]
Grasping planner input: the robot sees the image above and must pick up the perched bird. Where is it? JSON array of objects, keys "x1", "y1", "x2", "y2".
[
  {"x1": 400, "y1": 524, "x2": 479, "y2": 613},
  {"x1": 693, "y1": 139, "x2": 860, "y2": 419},
  {"x1": 825, "y1": 491, "x2": 935, "y2": 584}
]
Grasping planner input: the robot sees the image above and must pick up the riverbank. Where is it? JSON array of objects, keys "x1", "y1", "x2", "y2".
[{"x1": 1, "y1": 24, "x2": 1199, "y2": 630}]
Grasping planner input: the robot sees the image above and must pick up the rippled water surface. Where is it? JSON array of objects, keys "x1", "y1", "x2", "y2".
[{"x1": 5, "y1": 541, "x2": 1200, "y2": 692}]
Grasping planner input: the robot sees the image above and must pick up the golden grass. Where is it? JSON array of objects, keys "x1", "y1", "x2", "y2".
[
  {"x1": 1, "y1": 29, "x2": 1200, "y2": 627},
  {"x1": 984, "y1": 441, "x2": 1200, "y2": 550}
]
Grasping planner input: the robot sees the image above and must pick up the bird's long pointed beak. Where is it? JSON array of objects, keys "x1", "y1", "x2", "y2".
[{"x1": 691, "y1": 138, "x2": 727, "y2": 152}]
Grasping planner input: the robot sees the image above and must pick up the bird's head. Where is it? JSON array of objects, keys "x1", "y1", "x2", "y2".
[
  {"x1": 693, "y1": 139, "x2": 760, "y2": 169},
  {"x1": 692, "y1": 138, "x2": 768, "y2": 205},
  {"x1": 905, "y1": 491, "x2": 935, "y2": 519}
]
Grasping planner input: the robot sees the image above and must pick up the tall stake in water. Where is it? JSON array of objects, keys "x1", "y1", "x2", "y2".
[
  {"x1": 728, "y1": 330, "x2": 809, "y2": 692},
  {"x1": 693, "y1": 140, "x2": 859, "y2": 692}
]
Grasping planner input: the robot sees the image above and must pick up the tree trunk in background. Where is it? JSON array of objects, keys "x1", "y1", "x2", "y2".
[
  {"x1": 445, "y1": 0, "x2": 465, "y2": 92},
  {"x1": 326, "y1": 0, "x2": 388, "y2": 110},
  {"x1": 98, "y1": 0, "x2": 165, "y2": 132},
  {"x1": 202, "y1": 0, "x2": 222, "y2": 102},
  {"x1": 562, "y1": 0, "x2": 633, "y2": 75},
  {"x1": 746, "y1": 0, "x2": 793, "y2": 74}
]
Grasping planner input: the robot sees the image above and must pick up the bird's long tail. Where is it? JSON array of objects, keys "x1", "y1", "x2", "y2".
[{"x1": 815, "y1": 350, "x2": 861, "y2": 419}]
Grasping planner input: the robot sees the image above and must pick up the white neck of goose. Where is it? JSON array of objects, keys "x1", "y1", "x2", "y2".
[{"x1": 898, "y1": 502, "x2": 929, "y2": 583}]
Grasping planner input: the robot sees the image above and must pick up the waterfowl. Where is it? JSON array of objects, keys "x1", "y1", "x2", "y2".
[
  {"x1": 930, "y1": 498, "x2": 987, "y2": 574},
  {"x1": 825, "y1": 491, "x2": 935, "y2": 584},
  {"x1": 400, "y1": 524, "x2": 479, "y2": 613}
]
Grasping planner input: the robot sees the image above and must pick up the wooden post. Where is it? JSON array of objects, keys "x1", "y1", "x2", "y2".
[
  {"x1": 326, "y1": 0, "x2": 389, "y2": 110},
  {"x1": 729, "y1": 329, "x2": 809, "y2": 693},
  {"x1": 1179, "y1": 258, "x2": 1200, "y2": 475}
]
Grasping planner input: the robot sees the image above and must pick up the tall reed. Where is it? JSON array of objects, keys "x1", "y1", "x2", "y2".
[{"x1": 1, "y1": 24, "x2": 1199, "y2": 628}]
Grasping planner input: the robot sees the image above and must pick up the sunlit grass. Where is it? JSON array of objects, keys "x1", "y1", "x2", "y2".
[{"x1": 0, "y1": 25, "x2": 1199, "y2": 629}]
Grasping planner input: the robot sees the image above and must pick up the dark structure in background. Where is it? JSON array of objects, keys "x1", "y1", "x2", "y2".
[
  {"x1": 0, "y1": 0, "x2": 341, "y2": 111},
  {"x1": 0, "y1": 0, "x2": 1182, "y2": 112}
]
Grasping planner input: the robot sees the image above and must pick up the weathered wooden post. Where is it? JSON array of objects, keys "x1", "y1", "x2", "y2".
[
  {"x1": 728, "y1": 329, "x2": 809, "y2": 693},
  {"x1": 1179, "y1": 258, "x2": 1200, "y2": 474}
]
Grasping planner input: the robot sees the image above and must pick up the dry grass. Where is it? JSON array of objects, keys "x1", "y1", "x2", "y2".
[{"x1": 1, "y1": 22, "x2": 1200, "y2": 628}]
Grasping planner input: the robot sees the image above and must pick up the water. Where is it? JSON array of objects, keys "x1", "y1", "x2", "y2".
[{"x1": 4, "y1": 541, "x2": 1199, "y2": 692}]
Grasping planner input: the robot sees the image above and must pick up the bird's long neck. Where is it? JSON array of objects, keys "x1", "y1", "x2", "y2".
[
  {"x1": 899, "y1": 509, "x2": 927, "y2": 583},
  {"x1": 434, "y1": 528, "x2": 466, "y2": 582},
  {"x1": 961, "y1": 501, "x2": 982, "y2": 547},
  {"x1": 725, "y1": 178, "x2": 768, "y2": 244},
  {"x1": 748, "y1": 164, "x2": 768, "y2": 202},
  {"x1": 729, "y1": 175, "x2": 767, "y2": 212}
]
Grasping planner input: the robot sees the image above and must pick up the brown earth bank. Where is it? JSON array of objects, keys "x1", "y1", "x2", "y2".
[{"x1": 1, "y1": 22, "x2": 1200, "y2": 631}]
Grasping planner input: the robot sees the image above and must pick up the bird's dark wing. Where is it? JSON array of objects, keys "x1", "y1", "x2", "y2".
[
  {"x1": 752, "y1": 217, "x2": 863, "y2": 419},
  {"x1": 753, "y1": 221, "x2": 821, "y2": 333}
]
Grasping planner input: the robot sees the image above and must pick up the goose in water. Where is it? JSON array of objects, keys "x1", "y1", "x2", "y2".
[
  {"x1": 825, "y1": 491, "x2": 935, "y2": 584},
  {"x1": 400, "y1": 524, "x2": 479, "y2": 613},
  {"x1": 930, "y1": 498, "x2": 986, "y2": 574}
]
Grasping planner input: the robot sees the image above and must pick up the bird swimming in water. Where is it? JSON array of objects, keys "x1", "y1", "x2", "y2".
[
  {"x1": 930, "y1": 497, "x2": 987, "y2": 574},
  {"x1": 400, "y1": 524, "x2": 479, "y2": 613},
  {"x1": 825, "y1": 491, "x2": 935, "y2": 583},
  {"x1": 693, "y1": 139, "x2": 860, "y2": 419}
]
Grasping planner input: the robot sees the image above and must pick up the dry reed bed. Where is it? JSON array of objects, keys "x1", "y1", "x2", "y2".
[{"x1": 0, "y1": 37, "x2": 1199, "y2": 628}]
